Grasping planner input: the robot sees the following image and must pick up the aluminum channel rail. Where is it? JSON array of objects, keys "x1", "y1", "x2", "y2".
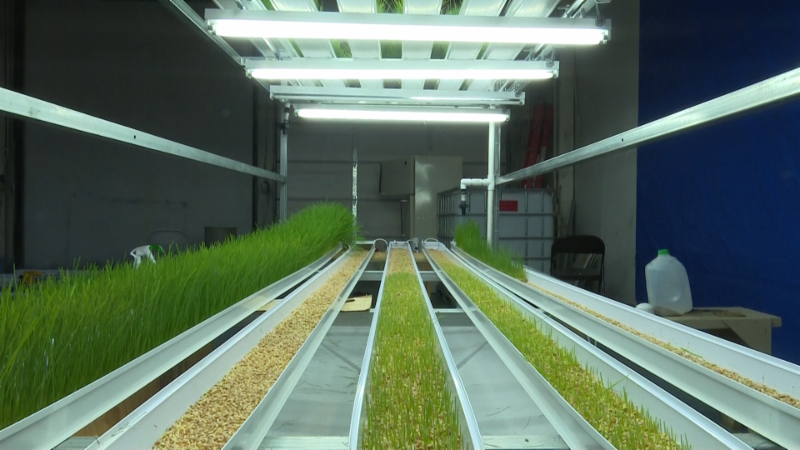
[
  {"x1": 348, "y1": 245, "x2": 392, "y2": 450},
  {"x1": 222, "y1": 246, "x2": 375, "y2": 450},
  {"x1": 0, "y1": 87, "x2": 286, "y2": 183},
  {"x1": 348, "y1": 243, "x2": 483, "y2": 450},
  {"x1": 89, "y1": 247, "x2": 357, "y2": 450},
  {"x1": 425, "y1": 243, "x2": 749, "y2": 450},
  {"x1": 0, "y1": 246, "x2": 339, "y2": 450},
  {"x1": 450, "y1": 244, "x2": 800, "y2": 448},
  {"x1": 408, "y1": 244, "x2": 483, "y2": 450},
  {"x1": 424, "y1": 244, "x2": 610, "y2": 450},
  {"x1": 498, "y1": 66, "x2": 800, "y2": 186}
]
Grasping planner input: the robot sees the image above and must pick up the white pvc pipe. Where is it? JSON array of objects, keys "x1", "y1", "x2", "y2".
[
  {"x1": 487, "y1": 122, "x2": 496, "y2": 247},
  {"x1": 279, "y1": 107, "x2": 289, "y2": 223}
]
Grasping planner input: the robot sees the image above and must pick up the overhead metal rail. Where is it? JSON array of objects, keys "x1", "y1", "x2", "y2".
[
  {"x1": 0, "y1": 247, "x2": 341, "y2": 449},
  {"x1": 0, "y1": 87, "x2": 286, "y2": 183},
  {"x1": 450, "y1": 243, "x2": 800, "y2": 449},
  {"x1": 498, "y1": 66, "x2": 800, "y2": 185}
]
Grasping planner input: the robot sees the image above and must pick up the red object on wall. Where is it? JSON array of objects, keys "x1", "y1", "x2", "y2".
[
  {"x1": 521, "y1": 103, "x2": 554, "y2": 189},
  {"x1": 499, "y1": 200, "x2": 518, "y2": 212}
]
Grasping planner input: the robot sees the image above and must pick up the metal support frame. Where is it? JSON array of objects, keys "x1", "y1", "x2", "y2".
[
  {"x1": 267, "y1": 86, "x2": 525, "y2": 107},
  {"x1": 279, "y1": 107, "x2": 289, "y2": 222},
  {"x1": 498, "y1": 67, "x2": 800, "y2": 186},
  {"x1": 0, "y1": 87, "x2": 287, "y2": 183}
]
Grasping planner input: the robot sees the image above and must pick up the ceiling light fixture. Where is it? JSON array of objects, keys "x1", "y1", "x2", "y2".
[
  {"x1": 207, "y1": 10, "x2": 610, "y2": 46},
  {"x1": 294, "y1": 105, "x2": 510, "y2": 123},
  {"x1": 246, "y1": 60, "x2": 558, "y2": 81}
]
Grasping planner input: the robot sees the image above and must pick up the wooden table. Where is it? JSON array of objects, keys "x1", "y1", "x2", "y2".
[{"x1": 666, "y1": 307, "x2": 782, "y2": 355}]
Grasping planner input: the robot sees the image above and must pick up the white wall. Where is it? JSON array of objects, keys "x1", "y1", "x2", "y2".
[
  {"x1": 21, "y1": 0, "x2": 271, "y2": 268},
  {"x1": 571, "y1": 0, "x2": 640, "y2": 304}
]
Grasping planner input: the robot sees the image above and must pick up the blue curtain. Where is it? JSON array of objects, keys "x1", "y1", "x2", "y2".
[{"x1": 637, "y1": 1, "x2": 800, "y2": 363}]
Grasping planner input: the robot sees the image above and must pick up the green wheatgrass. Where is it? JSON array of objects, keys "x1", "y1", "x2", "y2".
[
  {"x1": 429, "y1": 250, "x2": 689, "y2": 450},
  {"x1": 455, "y1": 221, "x2": 526, "y2": 281},
  {"x1": 362, "y1": 250, "x2": 462, "y2": 449},
  {"x1": 0, "y1": 203, "x2": 357, "y2": 430}
]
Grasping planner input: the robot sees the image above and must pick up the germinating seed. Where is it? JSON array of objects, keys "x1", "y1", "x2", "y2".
[
  {"x1": 363, "y1": 249, "x2": 462, "y2": 449},
  {"x1": 0, "y1": 203, "x2": 358, "y2": 430},
  {"x1": 429, "y1": 250, "x2": 687, "y2": 450},
  {"x1": 153, "y1": 251, "x2": 367, "y2": 450},
  {"x1": 525, "y1": 281, "x2": 800, "y2": 409}
]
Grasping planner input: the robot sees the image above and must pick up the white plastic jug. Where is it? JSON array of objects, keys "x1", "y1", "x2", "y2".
[{"x1": 645, "y1": 249, "x2": 693, "y2": 316}]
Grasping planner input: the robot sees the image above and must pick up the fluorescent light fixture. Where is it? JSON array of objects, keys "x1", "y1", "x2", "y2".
[
  {"x1": 268, "y1": 86, "x2": 525, "y2": 106},
  {"x1": 246, "y1": 60, "x2": 558, "y2": 81},
  {"x1": 206, "y1": 10, "x2": 610, "y2": 46},
  {"x1": 294, "y1": 106, "x2": 509, "y2": 123}
]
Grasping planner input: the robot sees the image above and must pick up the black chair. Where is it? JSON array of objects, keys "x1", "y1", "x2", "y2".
[{"x1": 550, "y1": 235, "x2": 605, "y2": 294}]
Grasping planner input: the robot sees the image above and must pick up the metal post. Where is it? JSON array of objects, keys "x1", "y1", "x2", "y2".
[
  {"x1": 486, "y1": 120, "x2": 496, "y2": 247},
  {"x1": 352, "y1": 126, "x2": 358, "y2": 220},
  {"x1": 279, "y1": 107, "x2": 289, "y2": 223},
  {"x1": 493, "y1": 122, "x2": 501, "y2": 248}
]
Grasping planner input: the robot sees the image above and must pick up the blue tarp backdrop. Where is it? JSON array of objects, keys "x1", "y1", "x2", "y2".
[{"x1": 637, "y1": 2, "x2": 800, "y2": 363}]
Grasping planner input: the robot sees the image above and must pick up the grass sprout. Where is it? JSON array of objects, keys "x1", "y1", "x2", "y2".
[
  {"x1": 0, "y1": 203, "x2": 357, "y2": 430},
  {"x1": 362, "y1": 249, "x2": 462, "y2": 449},
  {"x1": 455, "y1": 220, "x2": 525, "y2": 280},
  {"x1": 332, "y1": 40, "x2": 353, "y2": 58},
  {"x1": 430, "y1": 251, "x2": 690, "y2": 450},
  {"x1": 377, "y1": 0, "x2": 403, "y2": 13}
]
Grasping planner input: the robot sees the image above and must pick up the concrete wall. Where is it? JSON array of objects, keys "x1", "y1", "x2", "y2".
[
  {"x1": 571, "y1": 0, "x2": 640, "y2": 304},
  {"x1": 285, "y1": 119, "x2": 506, "y2": 240},
  {"x1": 21, "y1": 0, "x2": 272, "y2": 269}
]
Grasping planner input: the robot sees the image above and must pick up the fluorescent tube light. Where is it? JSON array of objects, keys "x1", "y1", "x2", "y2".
[
  {"x1": 252, "y1": 68, "x2": 553, "y2": 80},
  {"x1": 294, "y1": 106, "x2": 509, "y2": 123},
  {"x1": 245, "y1": 60, "x2": 558, "y2": 81},
  {"x1": 207, "y1": 11, "x2": 610, "y2": 46}
]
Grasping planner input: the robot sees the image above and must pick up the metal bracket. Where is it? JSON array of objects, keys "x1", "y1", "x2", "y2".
[
  {"x1": 280, "y1": 113, "x2": 290, "y2": 135},
  {"x1": 594, "y1": 2, "x2": 605, "y2": 27}
]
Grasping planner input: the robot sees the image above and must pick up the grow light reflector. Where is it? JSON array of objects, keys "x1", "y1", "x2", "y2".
[
  {"x1": 207, "y1": 11, "x2": 610, "y2": 46},
  {"x1": 246, "y1": 60, "x2": 558, "y2": 81},
  {"x1": 295, "y1": 106, "x2": 509, "y2": 123}
]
